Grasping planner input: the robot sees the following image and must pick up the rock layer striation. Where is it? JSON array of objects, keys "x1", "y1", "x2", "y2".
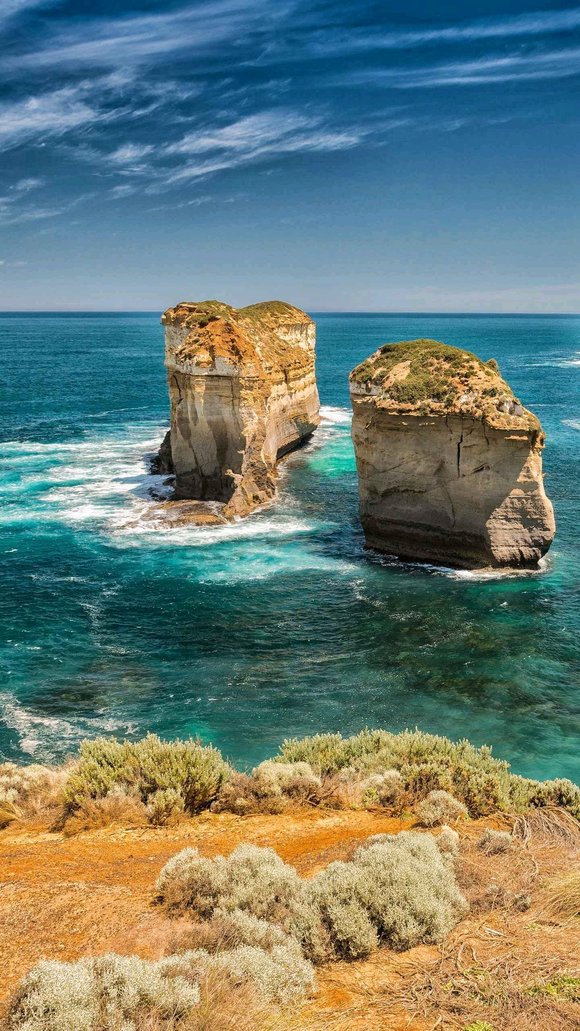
[
  {"x1": 350, "y1": 339, "x2": 555, "y2": 569},
  {"x1": 159, "y1": 300, "x2": 320, "y2": 518}
]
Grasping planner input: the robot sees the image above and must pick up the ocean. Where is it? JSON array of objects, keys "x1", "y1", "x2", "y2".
[{"x1": 0, "y1": 312, "x2": 578, "y2": 781}]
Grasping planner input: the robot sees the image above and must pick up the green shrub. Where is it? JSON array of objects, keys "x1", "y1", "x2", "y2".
[
  {"x1": 64, "y1": 734, "x2": 230, "y2": 818},
  {"x1": 5, "y1": 953, "x2": 200, "y2": 1031},
  {"x1": 277, "y1": 728, "x2": 579, "y2": 819},
  {"x1": 464, "y1": 1023, "x2": 495, "y2": 1031}
]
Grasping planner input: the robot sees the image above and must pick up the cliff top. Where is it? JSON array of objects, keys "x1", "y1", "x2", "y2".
[
  {"x1": 161, "y1": 299, "x2": 314, "y2": 375},
  {"x1": 162, "y1": 299, "x2": 312, "y2": 328},
  {"x1": 350, "y1": 338, "x2": 542, "y2": 434}
]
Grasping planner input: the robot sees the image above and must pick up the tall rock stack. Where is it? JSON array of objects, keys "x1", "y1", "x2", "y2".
[
  {"x1": 158, "y1": 300, "x2": 320, "y2": 518},
  {"x1": 349, "y1": 339, "x2": 555, "y2": 569}
]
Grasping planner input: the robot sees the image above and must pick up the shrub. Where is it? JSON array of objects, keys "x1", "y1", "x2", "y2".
[
  {"x1": 157, "y1": 845, "x2": 303, "y2": 922},
  {"x1": 277, "y1": 728, "x2": 580, "y2": 819},
  {"x1": 5, "y1": 953, "x2": 200, "y2": 1031},
  {"x1": 163, "y1": 943, "x2": 315, "y2": 1006},
  {"x1": 361, "y1": 770, "x2": 404, "y2": 807},
  {"x1": 477, "y1": 828, "x2": 512, "y2": 854},
  {"x1": 437, "y1": 825, "x2": 460, "y2": 858},
  {"x1": 417, "y1": 790, "x2": 468, "y2": 827},
  {"x1": 0, "y1": 762, "x2": 66, "y2": 822},
  {"x1": 212, "y1": 762, "x2": 322, "y2": 816},
  {"x1": 167, "y1": 910, "x2": 292, "y2": 956},
  {"x1": 537, "y1": 870, "x2": 580, "y2": 922},
  {"x1": 251, "y1": 761, "x2": 321, "y2": 800},
  {"x1": 296, "y1": 832, "x2": 468, "y2": 959},
  {"x1": 64, "y1": 735, "x2": 230, "y2": 819}
]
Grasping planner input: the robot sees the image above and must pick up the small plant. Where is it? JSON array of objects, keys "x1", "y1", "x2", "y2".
[
  {"x1": 437, "y1": 825, "x2": 460, "y2": 858},
  {"x1": 417, "y1": 790, "x2": 468, "y2": 827},
  {"x1": 464, "y1": 1023, "x2": 495, "y2": 1031},
  {"x1": 477, "y1": 828, "x2": 511, "y2": 854},
  {"x1": 526, "y1": 974, "x2": 580, "y2": 1001}
]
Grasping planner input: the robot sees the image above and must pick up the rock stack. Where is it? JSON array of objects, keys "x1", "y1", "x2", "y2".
[
  {"x1": 350, "y1": 339, "x2": 555, "y2": 569},
  {"x1": 158, "y1": 300, "x2": 320, "y2": 519}
]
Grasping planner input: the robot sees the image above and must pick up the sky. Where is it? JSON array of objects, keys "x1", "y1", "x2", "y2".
[{"x1": 0, "y1": 1, "x2": 579, "y2": 312}]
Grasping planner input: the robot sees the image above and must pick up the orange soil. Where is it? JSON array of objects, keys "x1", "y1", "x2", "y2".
[{"x1": 1, "y1": 808, "x2": 578, "y2": 1030}]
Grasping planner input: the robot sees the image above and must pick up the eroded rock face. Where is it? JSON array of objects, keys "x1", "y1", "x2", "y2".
[
  {"x1": 350, "y1": 339, "x2": 555, "y2": 569},
  {"x1": 159, "y1": 300, "x2": 320, "y2": 518}
]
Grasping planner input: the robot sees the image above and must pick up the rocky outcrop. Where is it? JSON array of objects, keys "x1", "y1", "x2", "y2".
[
  {"x1": 158, "y1": 300, "x2": 320, "y2": 518},
  {"x1": 350, "y1": 339, "x2": 555, "y2": 569}
]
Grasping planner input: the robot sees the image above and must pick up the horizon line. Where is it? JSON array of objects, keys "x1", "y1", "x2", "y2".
[{"x1": 1, "y1": 309, "x2": 579, "y2": 317}]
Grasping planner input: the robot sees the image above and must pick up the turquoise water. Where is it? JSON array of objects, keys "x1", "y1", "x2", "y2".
[{"x1": 0, "y1": 312, "x2": 579, "y2": 781}]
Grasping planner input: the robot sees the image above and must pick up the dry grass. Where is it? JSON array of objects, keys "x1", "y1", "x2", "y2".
[
  {"x1": 536, "y1": 870, "x2": 580, "y2": 923},
  {"x1": 61, "y1": 793, "x2": 148, "y2": 835}
]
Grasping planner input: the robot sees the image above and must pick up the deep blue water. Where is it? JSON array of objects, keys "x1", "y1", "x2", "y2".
[{"x1": 0, "y1": 312, "x2": 578, "y2": 781}]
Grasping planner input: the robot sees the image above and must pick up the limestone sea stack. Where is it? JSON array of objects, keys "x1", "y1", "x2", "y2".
[
  {"x1": 158, "y1": 300, "x2": 320, "y2": 518},
  {"x1": 350, "y1": 339, "x2": 555, "y2": 569}
]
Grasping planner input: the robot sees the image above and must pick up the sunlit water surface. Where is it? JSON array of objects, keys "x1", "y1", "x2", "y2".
[{"x1": 0, "y1": 312, "x2": 578, "y2": 780}]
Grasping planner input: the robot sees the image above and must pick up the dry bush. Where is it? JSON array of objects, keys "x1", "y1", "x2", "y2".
[
  {"x1": 417, "y1": 789, "x2": 468, "y2": 826},
  {"x1": 438, "y1": 825, "x2": 460, "y2": 858},
  {"x1": 157, "y1": 833, "x2": 467, "y2": 967},
  {"x1": 211, "y1": 772, "x2": 286, "y2": 815},
  {"x1": 156, "y1": 845, "x2": 303, "y2": 922},
  {"x1": 4, "y1": 952, "x2": 200, "y2": 1031},
  {"x1": 61, "y1": 790, "x2": 148, "y2": 836},
  {"x1": 168, "y1": 967, "x2": 268, "y2": 1031},
  {"x1": 477, "y1": 828, "x2": 512, "y2": 854},
  {"x1": 0, "y1": 762, "x2": 68, "y2": 824},
  {"x1": 167, "y1": 910, "x2": 291, "y2": 956}
]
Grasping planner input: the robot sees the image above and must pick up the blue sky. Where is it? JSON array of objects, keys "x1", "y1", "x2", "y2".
[{"x1": 0, "y1": 1, "x2": 579, "y2": 311}]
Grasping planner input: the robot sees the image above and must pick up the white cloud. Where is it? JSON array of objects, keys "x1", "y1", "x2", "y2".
[
  {"x1": 0, "y1": 85, "x2": 107, "y2": 150},
  {"x1": 0, "y1": 0, "x2": 58, "y2": 30},
  {"x1": 298, "y1": 7, "x2": 580, "y2": 59},
  {"x1": 4, "y1": 0, "x2": 282, "y2": 71},
  {"x1": 345, "y1": 45, "x2": 580, "y2": 90},
  {"x1": 108, "y1": 143, "x2": 154, "y2": 164},
  {"x1": 163, "y1": 110, "x2": 361, "y2": 183}
]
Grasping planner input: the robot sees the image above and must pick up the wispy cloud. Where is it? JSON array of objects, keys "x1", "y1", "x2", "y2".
[
  {"x1": 0, "y1": 0, "x2": 58, "y2": 31},
  {"x1": 345, "y1": 45, "x2": 580, "y2": 89},
  {"x1": 0, "y1": 83, "x2": 120, "y2": 151},
  {"x1": 287, "y1": 6, "x2": 580, "y2": 60},
  {"x1": 161, "y1": 110, "x2": 361, "y2": 183},
  {"x1": 3, "y1": 0, "x2": 283, "y2": 72}
]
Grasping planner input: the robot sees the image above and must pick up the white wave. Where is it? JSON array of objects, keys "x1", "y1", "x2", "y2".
[
  {"x1": 0, "y1": 692, "x2": 136, "y2": 760},
  {"x1": 320, "y1": 405, "x2": 352, "y2": 425},
  {"x1": 450, "y1": 555, "x2": 551, "y2": 581},
  {"x1": 563, "y1": 419, "x2": 580, "y2": 431}
]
